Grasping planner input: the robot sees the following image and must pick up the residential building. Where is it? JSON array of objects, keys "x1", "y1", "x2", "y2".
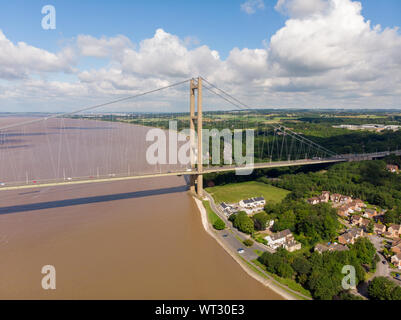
[
  {"x1": 307, "y1": 197, "x2": 320, "y2": 205},
  {"x1": 220, "y1": 202, "x2": 235, "y2": 216},
  {"x1": 363, "y1": 208, "x2": 377, "y2": 219},
  {"x1": 391, "y1": 240, "x2": 401, "y2": 255},
  {"x1": 388, "y1": 224, "x2": 401, "y2": 238},
  {"x1": 386, "y1": 164, "x2": 399, "y2": 173},
  {"x1": 374, "y1": 223, "x2": 386, "y2": 235},
  {"x1": 321, "y1": 191, "x2": 330, "y2": 202},
  {"x1": 351, "y1": 215, "x2": 363, "y2": 226},
  {"x1": 265, "y1": 229, "x2": 301, "y2": 252},
  {"x1": 330, "y1": 193, "x2": 341, "y2": 203},
  {"x1": 338, "y1": 228, "x2": 364, "y2": 245},
  {"x1": 314, "y1": 243, "x2": 349, "y2": 254},
  {"x1": 340, "y1": 195, "x2": 352, "y2": 204},
  {"x1": 361, "y1": 218, "x2": 371, "y2": 231},
  {"x1": 391, "y1": 253, "x2": 401, "y2": 269},
  {"x1": 314, "y1": 243, "x2": 329, "y2": 254},
  {"x1": 284, "y1": 240, "x2": 302, "y2": 252}
]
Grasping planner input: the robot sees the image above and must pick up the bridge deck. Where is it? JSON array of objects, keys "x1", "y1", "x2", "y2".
[
  {"x1": 0, "y1": 158, "x2": 346, "y2": 192},
  {"x1": 1, "y1": 149, "x2": 400, "y2": 192}
]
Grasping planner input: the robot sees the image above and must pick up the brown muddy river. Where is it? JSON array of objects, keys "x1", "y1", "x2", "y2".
[{"x1": 0, "y1": 117, "x2": 282, "y2": 299}]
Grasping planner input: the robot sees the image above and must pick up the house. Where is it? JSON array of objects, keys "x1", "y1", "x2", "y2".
[
  {"x1": 363, "y1": 208, "x2": 377, "y2": 219},
  {"x1": 265, "y1": 229, "x2": 301, "y2": 251},
  {"x1": 338, "y1": 228, "x2": 364, "y2": 245},
  {"x1": 391, "y1": 239, "x2": 401, "y2": 255},
  {"x1": 239, "y1": 199, "x2": 255, "y2": 208},
  {"x1": 353, "y1": 199, "x2": 366, "y2": 209},
  {"x1": 285, "y1": 240, "x2": 302, "y2": 252},
  {"x1": 330, "y1": 243, "x2": 349, "y2": 252},
  {"x1": 351, "y1": 215, "x2": 363, "y2": 226},
  {"x1": 388, "y1": 224, "x2": 401, "y2": 238},
  {"x1": 321, "y1": 191, "x2": 330, "y2": 202},
  {"x1": 330, "y1": 193, "x2": 342, "y2": 203},
  {"x1": 265, "y1": 229, "x2": 293, "y2": 249},
  {"x1": 391, "y1": 253, "x2": 401, "y2": 269},
  {"x1": 383, "y1": 231, "x2": 395, "y2": 239},
  {"x1": 239, "y1": 197, "x2": 266, "y2": 209},
  {"x1": 307, "y1": 197, "x2": 321, "y2": 205},
  {"x1": 338, "y1": 204, "x2": 354, "y2": 217},
  {"x1": 361, "y1": 218, "x2": 371, "y2": 231},
  {"x1": 314, "y1": 243, "x2": 329, "y2": 254},
  {"x1": 374, "y1": 223, "x2": 386, "y2": 235},
  {"x1": 318, "y1": 195, "x2": 328, "y2": 203},
  {"x1": 314, "y1": 243, "x2": 349, "y2": 254},
  {"x1": 340, "y1": 195, "x2": 352, "y2": 204},
  {"x1": 220, "y1": 202, "x2": 235, "y2": 216},
  {"x1": 386, "y1": 164, "x2": 399, "y2": 173}
]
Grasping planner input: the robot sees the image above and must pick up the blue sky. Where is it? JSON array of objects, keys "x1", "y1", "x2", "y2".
[
  {"x1": 0, "y1": 0, "x2": 400, "y2": 111},
  {"x1": 1, "y1": 0, "x2": 399, "y2": 58}
]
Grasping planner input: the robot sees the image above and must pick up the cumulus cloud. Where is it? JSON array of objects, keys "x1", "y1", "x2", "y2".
[
  {"x1": 1, "y1": 0, "x2": 401, "y2": 111},
  {"x1": 241, "y1": 0, "x2": 265, "y2": 14},
  {"x1": 76, "y1": 34, "x2": 133, "y2": 59},
  {"x1": 0, "y1": 30, "x2": 76, "y2": 79},
  {"x1": 275, "y1": 0, "x2": 329, "y2": 18}
]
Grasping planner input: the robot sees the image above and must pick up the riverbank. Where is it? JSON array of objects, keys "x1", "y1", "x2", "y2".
[{"x1": 193, "y1": 196, "x2": 298, "y2": 300}]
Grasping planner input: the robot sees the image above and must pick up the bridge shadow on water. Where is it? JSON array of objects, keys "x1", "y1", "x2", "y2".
[{"x1": 0, "y1": 185, "x2": 189, "y2": 215}]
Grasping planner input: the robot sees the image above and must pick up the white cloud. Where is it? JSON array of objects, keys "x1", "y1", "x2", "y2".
[
  {"x1": 76, "y1": 34, "x2": 133, "y2": 59},
  {"x1": 0, "y1": 30, "x2": 76, "y2": 80},
  {"x1": 275, "y1": 0, "x2": 329, "y2": 18},
  {"x1": 1, "y1": 0, "x2": 401, "y2": 111},
  {"x1": 241, "y1": 0, "x2": 265, "y2": 15}
]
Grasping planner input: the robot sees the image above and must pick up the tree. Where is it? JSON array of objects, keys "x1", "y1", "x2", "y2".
[
  {"x1": 277, "y1": 263, "x2": 295, "y2": 279},
  {"x1": 368, "y1": 277, "x2": 398, "y2": 300},
  {"x1": 213, "y1": 218, "x2": 226, "y2": 230},
  {"x1": 232, "y1": 212, "x2": 254, "y2": 234},
  {"x1": 253, "y1": 211, "x2": 270, "y2": 231},
  {"x1": 243, "y1": 239, "x2": 254, "y2": 247},
  {"x1": 352, "y1": 238, "x2": 376, "y2": 265},
  {"x1": 292, "y1": 256, "x2": 311, "y2": 275}
]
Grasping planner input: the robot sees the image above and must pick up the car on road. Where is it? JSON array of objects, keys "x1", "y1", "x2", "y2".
[
  {"x1": 237, "y1": 248, "x2": 244, "y2": 254},
  {"x1": 382, "y1": 260, "x2": 387, "y2": 265},
  {"x1": 222, "y1": 234, "x2": 228, "y2": 238}
]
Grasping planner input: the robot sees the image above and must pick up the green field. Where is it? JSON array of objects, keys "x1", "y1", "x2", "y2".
[
  {"x1": 206, "y1": 181, "x2": 289, "y2": 204},
  {"x1": 202, "y1": 200, "x2": 220, "y2": 225}
]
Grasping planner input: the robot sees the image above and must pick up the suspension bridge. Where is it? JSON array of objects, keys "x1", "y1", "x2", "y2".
[{"x1": 0, "y1": 77, "x2": 399, "y2": 195}]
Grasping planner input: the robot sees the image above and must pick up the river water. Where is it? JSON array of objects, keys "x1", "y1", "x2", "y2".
[{"x1": 0, "y1": 117, "x2": 282, "y2": 299}]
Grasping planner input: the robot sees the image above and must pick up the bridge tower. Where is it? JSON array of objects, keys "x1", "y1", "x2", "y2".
[{"x1": 189, "y1": 77, "x2": 203, "y2": 197}]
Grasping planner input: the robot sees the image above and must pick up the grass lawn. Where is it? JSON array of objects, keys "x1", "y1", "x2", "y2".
[
  {"x1": 206, "y1": 181, "x2": 289, "y2": 204},
  {"x1": 202, "y1": 200, "x2": 220, "y2": 225}
]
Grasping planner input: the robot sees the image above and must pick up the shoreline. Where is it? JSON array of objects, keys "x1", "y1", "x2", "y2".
[{"x1": 192, "y1": 196, "x2": 298, "y2": 301}]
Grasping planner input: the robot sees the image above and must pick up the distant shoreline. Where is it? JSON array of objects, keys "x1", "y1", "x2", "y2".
[{"x1": 192, "y1": 196, "x2": 297, "y2": 301}]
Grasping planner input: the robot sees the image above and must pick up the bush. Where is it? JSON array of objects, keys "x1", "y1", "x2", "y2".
[
  {"x1": 213, "y1": 218, "x2": 226, "y2": 230},
  {"x1": 368, "y1": 276, "x2": 401, "y2": 300},
  {"x1": 243, "y1": 239, "x2": 254, "y2": 247}
]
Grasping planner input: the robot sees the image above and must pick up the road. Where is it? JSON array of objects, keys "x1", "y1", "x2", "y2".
[
  {"x1": 369, "y1": 235, "x2": 391, "y2": 278},
  {"x1": 203, "y1": 190, "x2": 275, "y2": 254},
  {"x1": 200, "y1": 192, "x2": 312, "y2": 300}
]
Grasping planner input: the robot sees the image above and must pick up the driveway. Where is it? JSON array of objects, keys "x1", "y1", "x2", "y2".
[{"x1": 368, "y1": 235, "x2": 391, "y2": 278}]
